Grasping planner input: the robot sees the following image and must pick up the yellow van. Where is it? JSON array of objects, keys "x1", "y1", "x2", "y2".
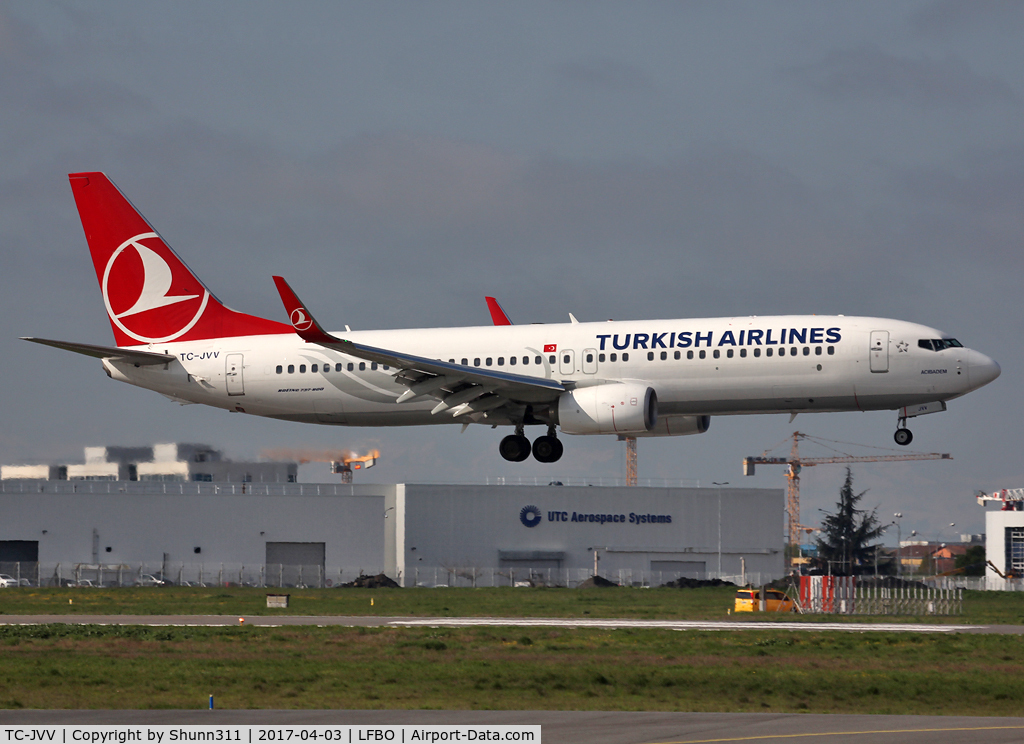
[{"x1": 734, "y1": 587, "x2": 796, "y2": 613}]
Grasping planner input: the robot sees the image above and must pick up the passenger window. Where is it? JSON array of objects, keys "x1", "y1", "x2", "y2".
[
  {"x1": 754, "y1": 348, "x2": 761, "y2": 358},
  {"x1": 791, "y1": 347, "x2": 797, "y2": 356},
  {"x1": 523, "y1": 356, "x2": 530, "y2": 365},
  {"x1": 461, "y1": 358, "x2": 468, "y2": 366},
  {"x1": 276, "y1": 365, "x2": 282, "y2": 374},
  {"x1": 586, "y1": 353, "x2": 593, "y2": 363},
  {"x1": 498, "y1": 357, "x2": 504, "y2": 366},
  {"x1": 687, "y1": 350, "x2": 693, "y2": 360},
  {"x1": 673, "y1": 351, "x2": 680, "y2": 360},
  {"x1": 610, "y1": 353, "x2": 617, "y2": 362},
  {"x1": 359, "y1": 362, "x2": 366, "y2": 371},
  {"x1": 779, "y1": 348, "x2": 786, "y2": 357},
  {"x1": 486, "y1": 358, "x2": 492, "y2": 366},
  {"x1": 766, "y1": 348, "x2": 773, "y2": 357},
  {"x1": 448, "y1": 359, "x2": 455, "y2": 364},
  {"x1": 713, "y1": 350, "x2": 720, "y2": 359},
  {"x1": 740, "y1": 348, "x2": 747, "y2": 358},
  {"x1": 347, "y1": 363, "x2": 354, "y2": 371},
  {"x1": 311, "y1": 364, "x2": 318, "y2": 373},
  {"x1": 509, "y1": 356, "x2": 516, "y2": 365},
  {"x1": 598, "y1": 353, "x2": 605, "y2": 362},
  {"x1": 827, "y1": 346, "x2": 835, "y2": 355},
  {"x1": 474, "y1": 358, "x2": 481, "y2": 367},
  {"x1": 535, "y1": 356, "x2": 541, "y2": 365},
  {"x1": 814, "y1": 347, "x2": 821, "y2": 356},
  {"x1": 371, "y1": 362, "x2": 378, "y2": 370},
  {"x1": 647, "y1": 351, "x2": 654, "y2": 361},
  {"x1": 383, "y1": 365, "x2": 389, "y2": 370},
  {"x1": 660, "y1": 351, "x2": 667, "y2": 361},
  {"x1": 727, "y1": 349, "x2": 734, "y2": 358},
  {"x1": 549, "y1": 355, "x2": 555, "y2": 364},
  {"x1": 299, "y1": 364, "x2": 306, "y2": 373},
  {"x1": 288, "y1": 364, "x2": 295, "y2": 373},
  {"x1": 699, "y1": 350, "x2": 706, "y2": 359},
  {"x1": 803, "y1": 347, "x2": 810, "y2": 356},
  {"x1": 622, "y1": 353, "x2": 629, "y2": 362}
]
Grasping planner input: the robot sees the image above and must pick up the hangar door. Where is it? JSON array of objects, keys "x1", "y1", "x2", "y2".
[
  {"x1": 650, "y1": 560, "x2": 706, "y2": 580},
  {"x1": 0, "y1": 540, "x2": 39, "y2": 580},
  {"x1": 266, "y1": 542, "x2": 325, "y2": 587}
]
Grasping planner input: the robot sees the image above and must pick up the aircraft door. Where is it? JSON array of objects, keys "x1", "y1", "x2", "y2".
[
  {"x1": 869, "y1": 331, "x2": 888, "y2": 373},
  {"x1": 226, "y1": 353, "x2": 245, "y2": 395},
  {"x1": 559, "y1": 349, "x2": 575, "y2": 376},
  {"x1": 582, "y1": 348, "x2": 598, "y2": 374}
]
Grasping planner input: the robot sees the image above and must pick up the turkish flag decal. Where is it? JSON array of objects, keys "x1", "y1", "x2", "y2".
[{"x1": 543, "y1": 344, "x2": 557, "y2": 353}]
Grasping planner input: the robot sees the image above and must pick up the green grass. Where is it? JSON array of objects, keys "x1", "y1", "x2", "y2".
[
  {"x1": 1, "y1": 586, "x2": 1022, "y2": 625},
  {"x1": 1, "y1": 624, "x2": 1022, "y2": 713}
]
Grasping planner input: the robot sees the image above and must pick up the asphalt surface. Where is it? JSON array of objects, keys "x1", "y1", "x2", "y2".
[
  {"x1": 2, "y1": 614, "x2": 1024, "y2": 633},
  {"x1": 2, "y1": 711, "x2": 1024, "y2": 743}
]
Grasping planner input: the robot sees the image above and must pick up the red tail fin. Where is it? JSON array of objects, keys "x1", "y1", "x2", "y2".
[{"x1": 69, "y1": 172, "x2": 291, "y2": 346}]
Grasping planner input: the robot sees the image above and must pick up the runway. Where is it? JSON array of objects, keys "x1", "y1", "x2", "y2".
[
  {"x1": 2, "y1": 711, "x2": 1024, "y2": 743},
  {"x1": 1, "y1": 614, "x2": 1020, "y2": 634}
]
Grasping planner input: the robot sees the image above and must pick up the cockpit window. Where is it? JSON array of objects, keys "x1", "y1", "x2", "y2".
[{"x1": 918, "y1": 338, "x2": 963, "y2": 351}]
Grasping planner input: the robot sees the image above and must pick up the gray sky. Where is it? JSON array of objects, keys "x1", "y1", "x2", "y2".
[{"x1": 2, "y1": 1, "x2": 1021, "y2": 542}]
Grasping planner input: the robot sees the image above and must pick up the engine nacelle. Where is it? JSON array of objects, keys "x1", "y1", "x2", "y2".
[
  {"x1": 557, "y1": 382, "x2": 657, "y2": 435},
  {"x1": 633, "y1": 414, "x2": 711, "y2": 438}
]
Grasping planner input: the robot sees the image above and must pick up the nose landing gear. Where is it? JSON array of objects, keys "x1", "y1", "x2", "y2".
[
  {"x1": 499, "y1": 426, "x2": 563, "y2": 463},
  {"x1": 894, "y1": 415, "x2": 913, "y2": 446}
]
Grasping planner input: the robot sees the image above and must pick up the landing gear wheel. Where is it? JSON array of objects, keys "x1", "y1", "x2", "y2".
[
  {"x1": 499, "y1": 434, "x2": 532, "y2": 462},
  {"x1": 894, "y1": 428, "x2": 913, "y2": 446},
  {"x1": 532, "y1": 435, "x2": 563, "y2": 463}
]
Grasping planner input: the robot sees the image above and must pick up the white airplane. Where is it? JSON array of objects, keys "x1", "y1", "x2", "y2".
[{"x1": 24, "y1": 172, "x2": 1001, "y2": 464}]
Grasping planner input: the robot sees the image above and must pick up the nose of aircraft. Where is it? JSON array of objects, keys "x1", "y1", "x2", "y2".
[{"x1": 968, "y1": 351, "x2": 1001, "y2": 389}]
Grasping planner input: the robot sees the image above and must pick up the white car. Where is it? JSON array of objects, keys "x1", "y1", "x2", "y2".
[
  {"x1": 0, "y1": 574, "x2": 18, "y2": 588},
  {"x1": 137, "y1": 574, "x2": 167, "y2": 587}
]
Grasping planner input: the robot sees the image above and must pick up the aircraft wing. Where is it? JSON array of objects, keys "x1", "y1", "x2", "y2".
[
  {"x1": 22, "y1": 337, "x2": 176, "y2": 366},
  {"x1": 272, "y1": 277, "x2": 565, "y2": 415}
]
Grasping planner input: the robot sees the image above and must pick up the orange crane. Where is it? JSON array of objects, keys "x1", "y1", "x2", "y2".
[
  {"x1": 262, "y1": 448, "x2": 379, "y2": 483},
  {"x1": 744, "y1": 432, "x2": 951, "y2": 547}
]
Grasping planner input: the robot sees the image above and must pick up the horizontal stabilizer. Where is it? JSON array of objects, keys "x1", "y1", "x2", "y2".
[{"x1": 21, "y1": 337, "x2": 176, "y2": 366}]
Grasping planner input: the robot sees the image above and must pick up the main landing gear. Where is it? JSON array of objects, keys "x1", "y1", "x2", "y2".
[
  {"x1": 500, "y1": 426, "x2": 563, "y2": 463},
  {"x1": 894, "y1": 415, "x2": 913, "y2": 446}
]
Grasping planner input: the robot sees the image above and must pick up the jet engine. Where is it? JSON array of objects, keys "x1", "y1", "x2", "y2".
[{"x1": 557, "y1": 382, "x2": 657, "y2": 435}]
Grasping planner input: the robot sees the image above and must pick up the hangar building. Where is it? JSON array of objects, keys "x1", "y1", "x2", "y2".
[{"x1": 0, "y1": 479, "x2": 783, "y2": 587}]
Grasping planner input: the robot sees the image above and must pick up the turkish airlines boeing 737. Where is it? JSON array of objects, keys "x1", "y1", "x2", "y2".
[{"x1": 24, "y1": 172, "x2": 1001, "y2": 464}]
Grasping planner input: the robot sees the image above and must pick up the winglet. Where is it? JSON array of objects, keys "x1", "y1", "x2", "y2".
[
  {"x1": 272, "y1": 276, "x2": 342, "y2": 345},
  {"x1": 485, "y1": 297, "x2": 513, "y2": 326}
]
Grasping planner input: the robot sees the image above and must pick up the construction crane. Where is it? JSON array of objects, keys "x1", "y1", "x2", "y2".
[
  {"x1": 618, "y1": 435, "x2": 638, "y2": 486},
  {"x1": 262, "y1": 448, "x2": 380, "y2": 484},
  {"x1": 976, "y1": 489, "x2": 1024, "y2": 511},
  {"x1": 744, "y1": 432, "x2": 952, "y2": 547}
]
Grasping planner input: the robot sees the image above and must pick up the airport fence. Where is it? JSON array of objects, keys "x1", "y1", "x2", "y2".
[{"x1": 1, "y1": 561, "x2": 772, "y2": 590}]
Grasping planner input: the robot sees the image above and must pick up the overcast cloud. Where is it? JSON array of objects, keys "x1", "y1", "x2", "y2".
[{"x1": 1, "y1": 1, "x2": 1022, "y2": 542}]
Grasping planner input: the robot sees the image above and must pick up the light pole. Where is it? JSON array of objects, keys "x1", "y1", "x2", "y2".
[
  {"x1": 713, "y1": 482, "x2": 728, "y2": 576},
  {"x1": 893, "y1": 513, "x2": 903, "y2": 578}
]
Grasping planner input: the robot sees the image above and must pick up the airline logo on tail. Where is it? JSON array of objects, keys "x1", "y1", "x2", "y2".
[
  {"x1": 102, "y1": 232, "x2": 210, "y2": 343},
  {"x1": 289, "y1": 308, "x2": 314, "y2": 332}
]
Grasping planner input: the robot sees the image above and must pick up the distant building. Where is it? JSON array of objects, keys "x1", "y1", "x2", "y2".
[{"x1": 0, "y1": 443, "x2": 296, "y2": 484}]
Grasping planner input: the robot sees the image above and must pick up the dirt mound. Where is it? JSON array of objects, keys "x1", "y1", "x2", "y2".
[
  {"x1": 661, "y1": 577, "x2": 736, "y2": 589},
  {"x1": 576, "y1": 575, "x2": 619, "y2": 588},
  {"x1": 340, "y1": 573, "x2": 400, "y2": 589}
]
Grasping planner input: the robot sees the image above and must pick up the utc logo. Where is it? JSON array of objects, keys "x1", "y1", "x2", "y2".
[
  {"x1": 102, "y1": 232, "x2": 209, "y2": 343},
  {"x1": 290, "y1": 308, "x2": 314, "y2": 332},
  {"x1": 519, "y1": 505, "x2": 542, "y2": 528}
]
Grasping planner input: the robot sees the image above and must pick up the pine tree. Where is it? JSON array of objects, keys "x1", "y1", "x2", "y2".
[{"x1": 815, "y1": 468, "x2": 886, "y2": 575}]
